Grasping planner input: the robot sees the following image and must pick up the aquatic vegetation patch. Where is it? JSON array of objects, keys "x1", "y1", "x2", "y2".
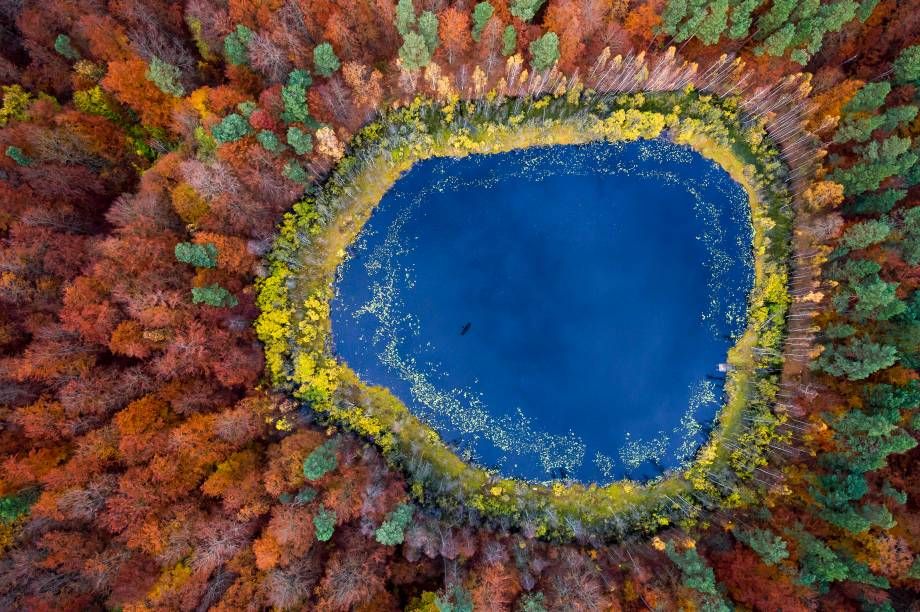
[{"x1": 256, "y1": 89, "x2": 794, "y2": 540}]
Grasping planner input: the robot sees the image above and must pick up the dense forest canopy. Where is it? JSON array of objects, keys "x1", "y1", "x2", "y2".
[{"x1": 0, "y1": 0, "x2": 919, "y2": 610}]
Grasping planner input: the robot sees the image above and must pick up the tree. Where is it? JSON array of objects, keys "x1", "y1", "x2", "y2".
[
  {"x1": 696, "y1": 0, "x2": 730, "y2": 45},
  {"x1": 54, "y1": 34, "x2": 80, "y2": 61},
  {"x1": 257, "y1": 130, "x2": 284, "y2": 153},
  {"x1": 286, "y1": 126, "x2": 313, "y2": 155},
  {"x1": 844, "y1": 82, "x2": 891, "y2": 113},
  {"x1": 756, "y1": 0, "x2": 796, "y2": 40},
  {"x1": 282, "y1": 69, "x2": 314, "y2": 125},
  {"x1": 665, "y1": 542, "x2": 731, "y2": 611},
  {"x1": 174, "y1": 242, "x2": 218, "y2": 268},
  {"x1": 399, "y1": 31, "x2": 432, "y2": 70},
  {"x1": 472, "y1": 3, "x2": 494, "y2": 42},
  {"x1": 374, "y1": 504, "x2": 414, "y2": 545},
  {"x1": 418, "y1": 11, "x2": 440, "y2": 54},
  {"x1": 302, "y1": 439, "x2": 338, "y2": 480},
  {"x1": 145, "y1": 57, "x2": 184, "y2": 97},
  {"x1": 501, "y1": 25, "x2": 517, "y2": 56},
  {"x1": 756, "y1": 23, "x2": 796, "y2": 56},
  {"x1": 313, "y1": 506, "x2": 335, "y2": 541},
  {"x1": 529, "y1": 32, "x2": 559, "y2": 72},
  {"x1": 284, "y1": 160, "x2": 310, "y2": 184},
  {"x1": 5, "y1": 145, "x2": 31, "y2": 166},
  {"x1": 842, "y1": 219, "x2": 891, "y2": 250},
  {"x1": 212, "y1": 113, "x2": 252, "y2": 143},
  {"x1": 511, "y1": 0, "x2": 547, "y2": 22},
  {"x1": 224, "y1": 24, "x2": 253, "y2": 66},
  {"x1": 313, "y1": 43, "x2": 341, "y2": 77},
  {"x1": 788, "y1": 527, "x2": 849, "y2": 590},
  {"x1": 892, "y1": 45, "x2": 920, "y2": 84},
  {"x1": 851, "y1": 189, "x2": 906, "y2": 215},
  {"x1": 816, "y1": 337, "x2": 898, "y2": 380},
  {"x1": 396, "y1": 0, "x2": 417, "y2": 35},
  {"x1": 191, "y1": 284, "x2": 238, "y2": 308},
  {"x1": 728, "y1": 0, "x2": 760, "y2": 39},
  {"x1": 734, "y1": 529, "x2": 789, "y2": 566}
]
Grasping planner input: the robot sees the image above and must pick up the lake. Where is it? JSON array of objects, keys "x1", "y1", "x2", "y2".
[{"x1": 331, "y1": 140, "x2": 753, "y2": 483}]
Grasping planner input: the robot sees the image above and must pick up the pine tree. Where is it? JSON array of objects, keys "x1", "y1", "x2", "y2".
[
  {"x1": 893, "y1": 45, "x2": 920, "y2": 84},
  {"x1": 472, "y1": 3, "x2": 494, "y2": 42},
  {"x1": 174, "y1": 242, "x2": 218, "y2": 268},
  {"x1": 223, "y1": 24, "x2": 253, "y2": 66},
  {"x1": 145, "y1": 57, "x2": 185, "y2": 97},
  {"x1": 374, "y1": 504, "x2": 414, "y2": 545},
  {"x1": 511, "y1": 0, "x2": 547, "y2": 22},
  {"x1": 53, "y1": 34, "x2": 80, "y2": 60},
  {"x1": 313, "y1": 43, "x2": 341, "y2": 77},
  {"x1": 212, "y1": 113, "x2": 252, "y2": 143},
  {"x1": 302, "y1": 440, "x2": 338, "y2": 480},
  {"x1": 313, "y1": 506, "x2": 336, "y2": 541},
  {"x1": 501, "y1": 25, "x2": 517, "y2": 56},
  {"x1": 395, "y1": 0, "x2": 417, "y2": 36},
  {"x1": 816, "y1": 337, "x2": 898, "y2": 380},
  {"x1": 399, "y1": 31, "x2": 432, "y2": 70},
  {"x1": 529, "y1": 32, "x2": 560, "y2": 71},
  {"x1": 191, "y1": 284, "x2": 238, "y2": 308},
  {"x1": 844, "y1": 82, "x2": 891, "y2": 113},
  {"x1": 286, "y1": 126, "x2": 313, "y2": 155},
  {"x1": 735, "y1": 528, "x2": 789, "y2": 566},
  {"x1": 418, "y1": 11, "x2": 440, "y2": 54}
]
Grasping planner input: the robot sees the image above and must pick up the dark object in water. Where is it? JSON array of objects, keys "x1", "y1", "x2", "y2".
[{"x1": 460, "y1": 322, "x2": 471, "y2": 335}]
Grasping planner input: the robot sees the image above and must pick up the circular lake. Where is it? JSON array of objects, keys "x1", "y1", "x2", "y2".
[{"x1": 332, "y1": 140, "x2": 753, "y2": 483}]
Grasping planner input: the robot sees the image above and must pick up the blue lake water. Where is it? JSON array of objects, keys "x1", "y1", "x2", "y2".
[{"x1": 331, "y1": 140, "x2": 753, "y2": 483}]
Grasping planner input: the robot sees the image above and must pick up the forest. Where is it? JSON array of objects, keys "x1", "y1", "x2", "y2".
[{"x1": 0, "y1": 0, "x2": 919, "y2": 610}]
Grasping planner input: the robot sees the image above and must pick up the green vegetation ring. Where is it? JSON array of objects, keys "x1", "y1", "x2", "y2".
[{"x1": 256, "y1": 89, "x2": 794, "y2": 541}]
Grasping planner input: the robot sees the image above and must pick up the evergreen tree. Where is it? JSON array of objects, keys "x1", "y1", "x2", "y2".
[
  {"x1": 511, "y1": 0, "x2": 547, "y2": 22},
  {"x1": 735, "y1": 528, "x2": 789, "y2": 566},
  {"x1": 399, "y1": 31, "x2": 432, "y2": 70},
  {"x1": 257, "y1": 130, "x2": 284, "y2": 153},
  {"x1": 283, "y1": 160, "x2": 309, "y2": 184},
  {"x1": 788, "y1": 527, "x2": 849, "y2": 591},
  {"x1": 145, "y1": 57, "x2": 185, "y2": 97},
  {"x1": 174, "y1": 242, "x2": 218, "y2": 268},
  {"x1": 757, "y1": 23, "x2": 796, "y2": 56},
  {"x1": 418, "y1": 11, "x2": 440, "y2": 54},
  {"x1": 665, "y1": 542, "x2": 730, "y2": 611},
  {"x1": 5, "y1": 145, "x2": 30, "y2": 166},
  {"x1": 54, "y1": 34, "x2": 80, "y2": 60},
  {"x1": 696, "y1": 0, "x2": 730, "y2": 45},
  {"x1": 313, "y1": 506, "x2": 336, "y2": 541},
  {"x1": 728, "y1": 0, "x2": 760, "y2": 39},
  {"x1": 815, "y1": 337, "x2": 898, "y2": 380},
  {"x1": 892, "y1": 45, "x2": 920, "y2": 84},
  {"x1": 191, "y1": 284, "x2": 238, "y2": 308},
  {"x1": 303, "y1": 439, "x2": 338, "y2": 480},
  {"x1": 374, "y1": 504, "x2": 414, "y2": 545},
  {"x1": 281, "y1": 69, "x2": 314, "y2": 125},
  {"x1": 842, "y1": 219, "x2": 891, "y2": 250},
  {"x1": 501, "y1": 25, "x2": 517, "y2": 56},
  {"x1": 472, "y1": 3, "x2": 494, "y2": 42},
  {"x1": 212, "y1": 113, "x2": 252, "y2": 143},
  {"x1": 395, "y1": 0, "x2": 417, "y2": 36},
  {"x1": 844, "y1": 82, "x2": 891, "y2": 113},
  {"x1": 286, "y1": 126, "x2": 313, "y2": 155},
  {"x1": 849, "y1": 188, "x2": 906, "y2": 215},
  {"x1": 223, "y1": 24, "x2": 253, "y2": 66},
  {"x1": 313, "y1": 43, "x2": 341, "y2": 77},
  {"x1": 529, "y1": 32, "x2": 560, "y2": 71}
]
